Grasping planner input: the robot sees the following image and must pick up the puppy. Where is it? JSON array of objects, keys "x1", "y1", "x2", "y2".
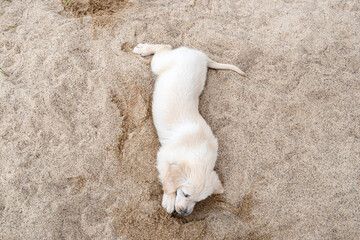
[{"x1": 133, "y1": 44, "x2": 245, "y2": 215}]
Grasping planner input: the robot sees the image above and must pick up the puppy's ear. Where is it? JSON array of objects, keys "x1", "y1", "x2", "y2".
[
  {"x1": 212, "y1": 171, "x2": 224, "y2": 194},
  {"x1": 163, "y1": 164, "x2": 185, "y2": 194}
]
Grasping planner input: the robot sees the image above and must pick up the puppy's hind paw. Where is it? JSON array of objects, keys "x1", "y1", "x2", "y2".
[
  {"x1": 133, "y1": 43, "x2": 153, "y2": 56},
  {"x1": 162, "y1": 193, "x2": 175, "y2": 214}
]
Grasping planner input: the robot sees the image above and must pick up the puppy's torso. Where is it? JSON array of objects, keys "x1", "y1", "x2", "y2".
[{"x1": 151, "y1": 47, "x2": 213, "y2": 148}]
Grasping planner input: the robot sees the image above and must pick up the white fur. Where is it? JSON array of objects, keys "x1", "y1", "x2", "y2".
[{"x1": 133, "y1": 43, "x2": 245, "y2": 215}]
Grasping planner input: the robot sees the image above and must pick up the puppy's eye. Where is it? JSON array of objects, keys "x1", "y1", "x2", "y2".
[{"x1": 184, "y1": 193, "x2": 190, "y2": 198}]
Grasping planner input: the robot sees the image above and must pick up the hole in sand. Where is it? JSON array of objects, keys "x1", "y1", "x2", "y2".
[{"x1": 63, "y1": 0, "x2": 128, "y2": 17}]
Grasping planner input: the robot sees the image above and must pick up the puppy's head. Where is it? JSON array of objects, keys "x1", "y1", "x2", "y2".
[{"x1": 163, "y1": 163, "x2": 224, "y2": 215}]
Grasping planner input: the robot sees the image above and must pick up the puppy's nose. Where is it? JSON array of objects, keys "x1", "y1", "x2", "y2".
[{"x1": 179, "y1": 209, "x2": 188, "y2": 215}]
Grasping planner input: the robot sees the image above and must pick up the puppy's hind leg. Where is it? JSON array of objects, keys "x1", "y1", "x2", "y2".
[{"x1": 133, "y1": 43, "x2": 172, "y2": 56}]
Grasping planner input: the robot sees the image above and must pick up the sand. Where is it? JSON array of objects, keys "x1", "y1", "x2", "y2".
[{"x1": 0, "y1": 0, "x2": 359, "y2": 239}]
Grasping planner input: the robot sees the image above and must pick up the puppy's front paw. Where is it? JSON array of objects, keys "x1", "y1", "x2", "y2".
[
  {"x1": 162, "y1": 193, "x2": 175, "y2": 213},
  {"x1": 133, "y1": 43, "x2": 153, "y2": 56}
]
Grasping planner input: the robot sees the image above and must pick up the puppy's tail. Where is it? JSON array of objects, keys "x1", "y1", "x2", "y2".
[{"x1": 207, "y1": 58, "x2": 246, "y2": 77}]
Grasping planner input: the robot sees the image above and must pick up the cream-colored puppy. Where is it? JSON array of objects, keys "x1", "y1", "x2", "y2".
[{"x1": 133, "y1": 43, "x2": 245, "y2": 215}]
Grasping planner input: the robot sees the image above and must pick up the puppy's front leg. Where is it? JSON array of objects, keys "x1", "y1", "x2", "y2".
[
  {"x1": 133, "y1": 43, "x2": 172, "y2": 56},
  {"x1": 157, "y1": 158, "x2": 176, "y2": 213},
  {"x1": 162, "y1": 193, "x2": 176, "y2": 213},
  {"x1": 156, "y1": 153, "x2": 176, "y2": 213}
]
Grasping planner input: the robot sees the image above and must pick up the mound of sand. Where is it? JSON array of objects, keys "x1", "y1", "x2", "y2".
[{"x1": 1, "y1": 0, "x2": 359, "y2": 239}]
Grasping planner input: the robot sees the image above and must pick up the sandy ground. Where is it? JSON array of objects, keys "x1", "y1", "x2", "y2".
[{"x1": 1, "y1": 0, "x2": 359, "y2": 239}]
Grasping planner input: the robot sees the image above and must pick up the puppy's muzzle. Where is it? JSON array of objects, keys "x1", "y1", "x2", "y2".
[
  {"x1": 179, "y1": 209, "x2": 189, "y2": 215},
  {"x1": 178, "y1": 208, "x2": 192, "y2": 216}
]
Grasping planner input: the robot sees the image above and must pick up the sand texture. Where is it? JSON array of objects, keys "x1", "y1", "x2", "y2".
[{"x1": 1, "y1": 0, "x2": 359, "y2": 239}]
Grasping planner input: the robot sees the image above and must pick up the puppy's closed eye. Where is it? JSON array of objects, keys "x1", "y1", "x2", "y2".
[{"x1": 180, "y1": 189, "x2": 190, "y2": 198}]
